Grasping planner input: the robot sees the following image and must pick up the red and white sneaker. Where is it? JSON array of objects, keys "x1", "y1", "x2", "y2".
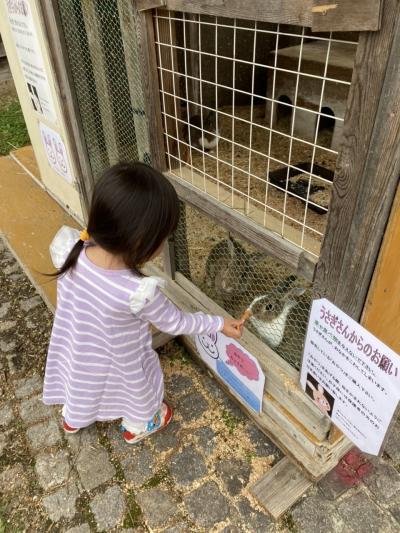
[
  {"x1": 120, "y1": 401, "x2": 173, "y2": 444},
  {"x1": 63, "y1": 420, "x2": 80, "y2": 434}
]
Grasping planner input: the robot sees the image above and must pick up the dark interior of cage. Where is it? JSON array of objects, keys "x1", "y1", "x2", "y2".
[{"x1": 157, "y1": 14, "x2": 358, "y2": 250}]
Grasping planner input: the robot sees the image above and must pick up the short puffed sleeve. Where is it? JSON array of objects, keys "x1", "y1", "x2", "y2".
[
  {"x1": 49, "y1": 225, "x2": 81, "y2": 269},
  {"x1": 129, "y1": 276, "x2": 166, "y2": 314}
]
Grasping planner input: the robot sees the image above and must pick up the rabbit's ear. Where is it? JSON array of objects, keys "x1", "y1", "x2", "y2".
[
  {"x1": 306, "y1": 380, "x2": 316, "y2": 391},
  {"x1": 317, "y1": 384, "x2": 325, "y2": 394},
  {"x1": 285, "y1": 287, "x2": 306, "y2": 299},
  {"x1": 281, "y1": 282, "x2": 306, "y2": 301}
]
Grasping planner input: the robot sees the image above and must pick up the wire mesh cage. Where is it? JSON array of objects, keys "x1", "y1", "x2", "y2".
[
  {"x1": 154, "y1": 10, "x2": 358, "y2": 257},
  {"x1": 56, "y1": 3, "x2": 359, "y2": 370},
  {"x1": 175, "y1": 203, "x2": 312, "y2": 369},
  {"x1": 57, "y1": 0, "x2": 150, "y2": 177}
]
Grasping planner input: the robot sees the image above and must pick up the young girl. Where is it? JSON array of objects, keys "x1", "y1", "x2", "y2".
[{"x1": 43, "y1": 162, "x2": 243, "y2": 444}]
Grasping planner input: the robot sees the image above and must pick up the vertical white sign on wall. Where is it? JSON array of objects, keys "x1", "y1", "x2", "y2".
[
  {"x1": 301, "y1": 298, "x2": 400, "y2": 455},
  {"x1": 6, "y1": 0, "x2": 56, "y2": 122},
  {"x1": 39, "y1": 122, "x2": 73, "y2": 183}
]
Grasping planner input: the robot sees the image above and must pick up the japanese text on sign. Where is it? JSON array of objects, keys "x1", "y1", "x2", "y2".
[{"x1": 300, "y1": 299, "x2": 400, "y2": 455}]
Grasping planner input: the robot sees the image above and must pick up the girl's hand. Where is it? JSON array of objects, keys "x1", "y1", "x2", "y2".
[{"x1": 222, "y1": 318, "x2": 244, "y2": 339}]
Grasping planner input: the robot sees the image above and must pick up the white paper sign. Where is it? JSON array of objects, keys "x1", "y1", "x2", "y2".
[
  {"x1": 300, "y1": 298, "x2": 400, "y2": 455},
  {"x1": 6, "y1": 0, "x2": 56, "y2": 122},
  {"x1": 39, "y1": 122, "x2": 73, "y2": 183},
  {"x1": 195, "y1": 333, "x2": 265, "y2": 413}
]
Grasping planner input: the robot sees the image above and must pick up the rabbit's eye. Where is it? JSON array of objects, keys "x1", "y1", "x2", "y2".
[{"x1": 265, "y1": 303, "x2": 273, "y2": 311}]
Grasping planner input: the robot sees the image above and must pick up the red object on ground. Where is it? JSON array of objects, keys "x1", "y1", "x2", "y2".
[{"x1": 334, "y1": 448, "x2": 372, "y2": 487}]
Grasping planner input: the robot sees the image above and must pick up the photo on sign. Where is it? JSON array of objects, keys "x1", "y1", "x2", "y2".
[
  {"x1": 27, "y1": 83, "x2": 43, "y2": 113},
  {"x1": 305, "y1": 372, "x2": 335, "y2": 418}
]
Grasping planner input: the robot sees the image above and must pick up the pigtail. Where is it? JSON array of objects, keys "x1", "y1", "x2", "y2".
[
  {"x1": 57, "y1": 239, "x2": 85, "y2": 277},
  {"x1": 44, "y1": 239, "x2": 84, "y2": 278}
]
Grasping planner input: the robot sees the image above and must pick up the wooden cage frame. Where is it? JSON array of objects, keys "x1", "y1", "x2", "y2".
[{"x1": 39, "y1": 0, "x2": 400, "y2": 497}]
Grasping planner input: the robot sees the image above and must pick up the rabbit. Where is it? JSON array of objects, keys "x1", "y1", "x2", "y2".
[
  {"x1": 204, "y1": 234, "x2": 262, "y2": 309},
  {"x1": 183, "y1": 110, "x2": 219, "y2": 152},
  {"x1": 248, "y1": 277, "x2": 306, "y2": 349}
]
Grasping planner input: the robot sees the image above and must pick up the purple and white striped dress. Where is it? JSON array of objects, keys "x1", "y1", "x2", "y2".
[{"x1": 43, "y1": 238, "x2": 223, "y2": 428}]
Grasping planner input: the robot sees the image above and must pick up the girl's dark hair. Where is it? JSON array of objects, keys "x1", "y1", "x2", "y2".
[{"x1": 56, "y1": 162, "x2": 179, "y2": 277}]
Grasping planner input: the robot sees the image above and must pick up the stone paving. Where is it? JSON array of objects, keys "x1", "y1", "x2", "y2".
[{"x1": 1, "y1": 236, "x2": 400, "y2": 532}]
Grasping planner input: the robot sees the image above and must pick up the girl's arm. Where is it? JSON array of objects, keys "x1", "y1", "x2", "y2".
[{"x1": 134, "y1": 287, "x2": 223, "y2": 336}]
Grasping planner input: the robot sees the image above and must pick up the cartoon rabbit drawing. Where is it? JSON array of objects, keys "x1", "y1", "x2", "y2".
[
  {"x1": 55, "y1": 142, "x2": 68, "y2": 174},
  {"x1": 42, "y1": 133, "x2": 56, "y2": 166},
  {"x1": 306, "y1": 380, "x2": 332, "y2": 415},
  {"x1": 248, "y1": 278, "x2": 305, "y2": 349}
]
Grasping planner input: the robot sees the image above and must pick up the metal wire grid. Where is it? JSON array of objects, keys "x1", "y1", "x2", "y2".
[
  {"x1": 57, "y1": 0, "x2": 150, "y2": 178},
  {"x1": 154, "y1": 10, "x2": 358, "y2": 257},
  {"x1": 175, "y1": 203, "x2": 312, "y2": 369}
]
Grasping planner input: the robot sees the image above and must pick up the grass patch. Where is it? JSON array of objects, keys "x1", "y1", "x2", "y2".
[
  {"x1": 97, "y1": 430, "x2": 125, "y2": 483},
  {"x1": 141, "y1": 468, "x2": 169, "y2": 489},
  {"x1": 123, "y1": 490, "x2": 143, "y2": 529},
  {"x1": 280, "y1": 512, "x2": 298, "y2": 532},
  {"x1": 221, "y1": 409, "x2": 241, "y2": 434},
  {"x1": 0, "y1": 98, "x2": 30, "y2": 155},
  {"x1": 75, "y1": 493, "x2": 97, "y2": 532},
  {"x1": 244, "y1": 450, "x2": 255, "y2": 464},
  {"x1": 0, "y1": 505, "x2": 23, "y2": 533}
]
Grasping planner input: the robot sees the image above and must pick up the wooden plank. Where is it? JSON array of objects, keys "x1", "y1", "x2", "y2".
[
  {"x1": 137, "y1": 0, "x2": 166, "y2": 11},
  {"x1": 362, "y1": 185, "x2": 400, "y2": 353},
  {"x1": 163, "y1": 237, "x2": 177, "y2": 279},
  {"x1": 135, "y1": 7, "x2": 166, "y2": 171},
  {"x1": 117, "y1": 0, "x2": 150, "y2": 162},
  {"x1": 155, "y1": 10, "x2": 182, "y2": 163},
  {"x1": 167, "y1": 171, "x2": 318, "y2": 282},
  {"x1": 38, "y1": 1, "x2": 93, "y2": 216},
  {"x1": 152, "y1": 330, "x2": 175, "y2": 349},
  {"x1": 144, "y1": 263, "x2": 331, "y2": 440},
  {"x1": 250, "y1": 457, "x2": 313, "y2": 519},
  {"x1": 187, "y1": 13, "x2": 200, "y2": 117},
  {"x1": 80, "y1": 1, "x2": 121, "y2": 165},
  {"x1": 328, "y1": 424, "x2": 343, "y2": 445},
  {"x1": 313, "y1": 0, "x2": 400, "y2": 320},
  {"x1": 135, "y1": 6, "x2": 178, "y2": 275},
  {"x1": 164, "y1": 0, "x2": 314, "y2": 27},
  {"x1": 312, "y1": 0, "x2": 382, "y2": 32},
  {"x1": 337, "y1": 11, "x2": 400, "y2": 318}
]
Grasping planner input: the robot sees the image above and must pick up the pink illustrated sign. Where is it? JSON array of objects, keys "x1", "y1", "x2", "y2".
[
  {"x1": 226, "y1": 344, "x2": 259, "y2": 381},
  {"x1": 195, "y1": 333, "x2": 265, "y2": 413}
]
